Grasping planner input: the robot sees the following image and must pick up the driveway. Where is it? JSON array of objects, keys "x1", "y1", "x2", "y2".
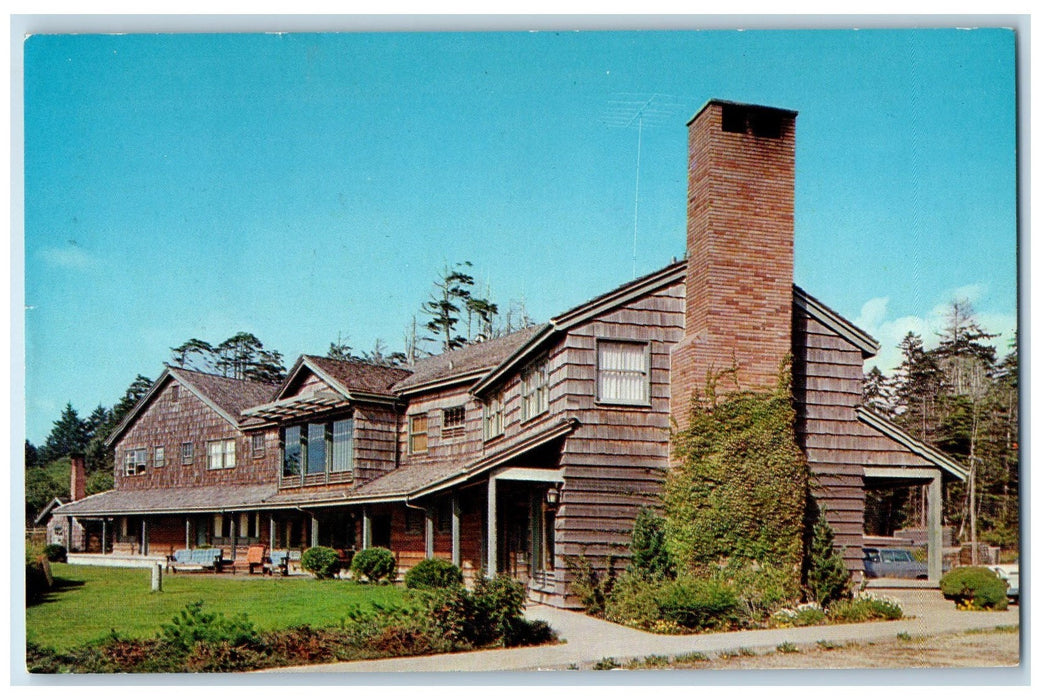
[{"x1": 266, "y1": 588, "x2": 1019, "y2": 673}]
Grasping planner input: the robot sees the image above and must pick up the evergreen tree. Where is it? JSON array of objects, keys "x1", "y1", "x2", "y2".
[
  {"x1": 25, "y1": 440, "x2": 39, "y2": 470},
  {"x1": 862, "y1": 366, "x2": 895, "y2": 416},
  {"x1": 422, "y1": 262, "x2": 477, "y2": 352},
  {"x1": 37, "y1": 403, "x2": 89, "y2": 464},
  {"x1": 628, "y1": 507, "x2": 674, "y2": 580}
]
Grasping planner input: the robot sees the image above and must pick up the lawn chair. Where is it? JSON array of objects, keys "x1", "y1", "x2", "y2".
[
  {"x1": 267, "y1": 550, "x2": 289, "y2": 576},
  {"x1": 246, "y1": 545, "x2": 267, "y2": 575}
]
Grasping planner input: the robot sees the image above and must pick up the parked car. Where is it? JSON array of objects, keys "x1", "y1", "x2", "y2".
[
  {"x1": 986, "y1": 564, "x2": 1019, "y2": 602},
  {"x1": 862, "y1": 547, "x2": 929, "y2": 579}
]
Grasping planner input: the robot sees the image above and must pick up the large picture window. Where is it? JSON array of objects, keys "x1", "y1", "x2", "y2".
[
  {"x1": 597, "y1": 340, "x2": 650, "y2": 405},
  {"x1": 282, "y1": 418, "x2": 354, "y2": 478}
]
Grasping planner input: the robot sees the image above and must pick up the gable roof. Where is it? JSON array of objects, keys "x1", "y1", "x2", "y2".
[
  {"x1": 34, "y1": 497, "x2": 65, "y2": 526},
  {"x1": 104, "y1": 367, "x2": 279, "y2": 447},
  {"x1": 793, "y1": 286, "x2": 880, "y2": 357},
  {"x1": 856, "y1": 407, "x2": 968, "y2": 480},
  {"x1": 392, "y1": 325, "x2": 548, "y2": 395},
  {"x1": 300, "y1": 355, "x2": 412, "y2": 396}
]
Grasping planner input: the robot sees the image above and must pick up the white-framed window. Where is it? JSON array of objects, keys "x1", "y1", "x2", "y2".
[
  {"x1": 483, "y1": 392, "x2": 504, "y2": 441},
  {"x1": 154, "y1": 446, "x2": 165, "y2": 468},
  {"x1": 596, "y1": 340, "x2": 650, "y2": 405},
  {"x1": 207, "y1": 438, "x2": 236, "y2": 470},
  {"x1": 521, "y1": 357, "x2": 549, "y2": 421},
  {"x1": 181, "y1": 441, "x2": 194, "y2": 465},
  {"x1": 331, "y1": 419, "x2": 354, "y2": 473},
  {"x1": 442, "y1": 406, "x2": 466, "y2": 440},
  {"x1": 251, "y1": 433, "x2": 265, "y2": 458},
  {"x1": 124, "y1": 448, "x2": 147, "y2": 476},
  {"x1": 409, "y1": 413, "x2": 429, "y2": 455}
]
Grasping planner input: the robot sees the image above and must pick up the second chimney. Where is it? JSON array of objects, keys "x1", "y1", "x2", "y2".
[
  {"x1": 671, "y1": 100, "x2": 797, "y2": 429},
  {"x1": 70, "y1": 453, "x2": 87, "y2": 502}
]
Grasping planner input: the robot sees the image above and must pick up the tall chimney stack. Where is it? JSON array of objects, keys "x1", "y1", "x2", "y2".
[
  {"x1": 70, "y1": 453, "x2": 87, "y2": 502},
  {"x1": 670, "y1": 100, "x2": 797, "y2": 429}
]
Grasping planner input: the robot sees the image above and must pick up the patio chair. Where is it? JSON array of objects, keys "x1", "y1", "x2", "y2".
[{"x1": 246, "y1": 545, "x2": 267, "y2": 575}]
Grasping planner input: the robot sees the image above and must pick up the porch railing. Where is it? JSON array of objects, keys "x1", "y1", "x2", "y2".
[{"x1": 279, "y1": 470, "x2": 354, "y2": 489}]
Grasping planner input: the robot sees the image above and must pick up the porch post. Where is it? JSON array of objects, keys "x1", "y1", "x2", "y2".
[
  {"x1": 362, "y1": 507, "x2": 372, "y2": 549},
  {"x1": 424, "y1": 507, "x2": 434, "y2": 559},
  {"x1": 311, "y1": 516, "x2": 319, "y2": 548},
  {"x1": 101, "y1": 519, "x2": 108, "y2": 554},
  {"x1": 927, "y1": 473, "x2": 943, "y2": 582},
  {"x1": 269, "y1": 514, "x2": 276, "y2": 549},
  {"x1": 230, "y1": 516, "x2": 238, "y2": 560},
  {"x1": 451, "y1": 492, "x2": 461, "y2": 567},
  {"x1": 141, "y1": 519, "x2": 149, "y2": 556},
  {"x1": 487, "y1": 477, "x2": 498, "y2": 577},
  {"x1": 185, "y1": 518, "x2": 191, "y2": 549}
]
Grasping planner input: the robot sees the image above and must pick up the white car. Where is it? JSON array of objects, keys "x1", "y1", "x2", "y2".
[{"x1": 987, "y1": 564, "x2": 1019, "y2": 602}]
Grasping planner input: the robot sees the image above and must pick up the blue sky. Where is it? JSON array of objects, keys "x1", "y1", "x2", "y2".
[{"x1": 21, "y1": 28, "x2": 1018, "y2": 445}]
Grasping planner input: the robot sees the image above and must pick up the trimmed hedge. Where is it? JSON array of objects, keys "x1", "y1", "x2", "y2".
[
  {"x1": 404, "y1": 558, "x2": 463, "y2": 590},
  {"x1": 940, "y1": 566, "x2": 1008, "y2": 610},
  {"x1": 351, "y1": 547, "x2": 397, "y2": 583},
  {"x1": 301, "y1": 546, "x2": 341, "y2": 580}
]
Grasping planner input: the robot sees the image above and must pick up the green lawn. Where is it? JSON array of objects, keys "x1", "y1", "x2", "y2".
[{"x1": 27, "y1": 564, "x2": 409, "y2": 652}]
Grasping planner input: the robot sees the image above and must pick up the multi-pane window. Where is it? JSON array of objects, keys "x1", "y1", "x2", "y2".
[
  {"x1": 442, "y1": 406, "x2": 465, "y2": 440},
  {"x1": 207, "y1": 439, "x2": 236, "y2": 470},
  {"x1": 282, "y1": 419, "x2": 354, "y2": 478},
  {"x1": 521, "y1": 358, "x2": 549, "y2": 421},
  {"x1": 154, "y1": 446, "x2": 165, "y2": 468},
  {"x1": 251, "y1": 433, "x2": 265, "y2": 458},
  {"x1": 124, "y1": 448, "x2": 147, "y2": 476},
  {"x1": 409, "y1": 413, "x2": 429, "y2": 455},
  {"x1": 597, "y1": 340, "x2": 650, "y2": 405},
  {"x1": 181, "y1": 441, "x2": 194, "y2": 465},
  {"x1": 483, "y1": 392, "x2": 504, "y2": 440}
]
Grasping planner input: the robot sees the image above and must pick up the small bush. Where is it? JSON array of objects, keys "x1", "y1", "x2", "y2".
[
  {"x1": 827, "y1": 593, "x2": 903, "y2": 622},
  {"x1": 628, "y1": 508, "x2": 674, "y2": 580},
  {"x1": 804, "y1": 505, "x2": 851, "y2": 606},
  {"x1": 351, "y1": 547, "x2": 397, "y2": 583},
  {"x1": 159, "y1": 601, "x2": 260, "y2": 651},
  {"x1": 940, "y1": 566, "x2": 1009, "y2": 611},
  {"x1": 605, "y1": 573, "x2": 740, "y2": 632},
  {"x1": 404, "y1": 558, "x2": 463, "y2": 590},
  {"x1": 770, "y1": 602, "x2": 826, "y2": 628},
  {"x1": 776, "y1": 641, "x2": 800, "y2": 653},
  {"x1": 564, "y1": 553, "x2": 616, "y2": 615},
  {"x1": 43, "y1": 544, "x2": 68, "y2": 563},
  {"x1": 301, "y1": 546, "x2": 341, "y2": 579}
]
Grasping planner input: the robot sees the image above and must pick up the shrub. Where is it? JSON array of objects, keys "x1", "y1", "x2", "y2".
[
  {"x1": 301, "y1": 546, "x2": 341, "y2": 579},
  {"x1": 628, "y1": 508, "x2": 674, "y2": 580},
  {"x1": 350, "y1": 547, "x2": 397, "y2": 583},
  {"x1": 404, "y1": 558, "x2": 463, "y2": 590},
  {"x1": 771, "y1": 602, "x2": 826, "y2": 628},
  {"x1": 564, "y1": 553, "x2": 616, "y2": 615},
  {"x1": 827, "y1": 593, "x2": 904, "y2": 622},
  {"x1": 804, "y1": 505, "x2": 851, "y2": 607},
  {"x1": 159, "y1": 601, "x2": 260, "y2": 651},
  {"x1": 605, "y1": 573, "x2": 740, "y2": 632},
  {"x1": 720, "y1": 559, "x2": 798, "y2": 624},
  {"x1": 940, "y1": 566, "x2": 1008, "y2": 610},
  {"x1": 43, "y1": 544, "x2": 68, "y2": 563},
  {"x1": 469, "y1": 574, "x2": 528, "y2": 646}
]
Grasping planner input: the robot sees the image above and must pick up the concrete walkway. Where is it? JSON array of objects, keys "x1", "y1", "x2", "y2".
[{"x1": 268, "y1": 588, "x2": 1019, "y2": 673}]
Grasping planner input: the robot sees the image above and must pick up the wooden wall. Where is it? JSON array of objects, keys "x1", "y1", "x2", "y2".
[{"x1": 114, "y1": 379, "x2": 279, "y2": 491}]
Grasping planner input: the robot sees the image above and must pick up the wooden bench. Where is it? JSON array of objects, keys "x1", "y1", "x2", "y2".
[
  {"x1": 267, "y1": 550, "x2": 290, "y2": 576},
  {"x1": 167, "y1": 548, "x2": 223, "y2": 573}
]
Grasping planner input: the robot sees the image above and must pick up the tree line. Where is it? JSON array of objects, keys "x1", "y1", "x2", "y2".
[
  {"x1": 25, "y1": 263, "x2": 538, "y2": 523},
  {"x1": 861, "y1": 299, "x2": 1018, "y2": 551}
]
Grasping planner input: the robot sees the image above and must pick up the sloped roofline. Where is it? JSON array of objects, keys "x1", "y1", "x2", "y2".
[
  {"x1": 470, "y1": 261, "x2": 687, "y2": 397},
  {"x1": 856, "y1": 407, "x2": 968, "y2": 480},
  {"x1": 244, "y1": 356, "x2": 400, "y2": 419},
  {"x1": 794, "y1": 285, "x2": 880, "y2": 357},
  {"x1": 104, "y1": 367, "x2": 243, "y2": 447}
]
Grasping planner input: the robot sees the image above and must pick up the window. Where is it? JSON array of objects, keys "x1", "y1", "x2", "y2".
[
  {"x1": 306, "y1": 423, "x2": 327, "y2": 475},
  {"x1": 282, "y1": 425, "x2": 302, "y2": 477},
  {"x1": 483, "y1": 392, "x2": 504, "y2": 440},
  {"x1": 442, "y1": 406, "x2": 465, "y2": 440},
  {"x1": 124, "y1": 448, "x2": 147, "y2": 476},
  {"x1": 331, "y1": 419, "x2": 354, "y2": 473},
  {"x1": 154, "y1": 446, "x2": 165, "y2": 468},
  {"x1": 521, "y1": 358, "x2": 549, "y2": 421},
  {"x1": 409, "y1": 413, "x2": 429, "y2": 455},
  {"x1": 207, "y1": 439, "x2": 236, "y2": 470},
  {"x1": 281, "y1": 419, "x2": 354, "y2": 478},
  {"x1": 597, "y1": 340, "x2": 650, "y2": 405},
  {"x1": 171, "y1": 384, "x2": 180, "y2": 402},
  {"x1": 181, "y1": 441, "x2": 194, "y2": 465},
  {"x1": 251, "y1": 433, "x2": 265, "y2": 458}
]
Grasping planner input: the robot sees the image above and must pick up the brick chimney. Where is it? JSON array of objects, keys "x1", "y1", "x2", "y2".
[
  {"x1": 70, "y1": 453, "x2": 87, "y2": 502},
  {"x1": 670, "y1": 100, "x2": 797, "y2": 429}
]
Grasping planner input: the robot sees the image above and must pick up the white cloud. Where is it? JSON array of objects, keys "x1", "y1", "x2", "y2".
[{"x1": 38, "y1": 244, "x2": 95, "y2": 270}]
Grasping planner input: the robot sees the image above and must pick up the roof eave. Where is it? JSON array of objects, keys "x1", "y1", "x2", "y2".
[
  {"x1": 794, "y1": 286, "x2": 881, "y2": 358},
  {"x1": 855, "y1": 407, "x2": 968, "y2": 480}
]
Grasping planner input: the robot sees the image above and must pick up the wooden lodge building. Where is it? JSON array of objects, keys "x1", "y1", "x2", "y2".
[{"x1": 53, "y1": 100, "x2": 966, "y2": 606}]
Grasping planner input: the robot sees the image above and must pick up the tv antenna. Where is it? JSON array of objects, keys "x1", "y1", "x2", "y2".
[{"x1": 602, "y1": 93, "x2": 685, "y2": 278}]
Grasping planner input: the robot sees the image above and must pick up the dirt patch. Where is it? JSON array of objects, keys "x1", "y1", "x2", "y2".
[{"x1": 612, "y1": 627, "x2": 1020, "y2": 670}]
